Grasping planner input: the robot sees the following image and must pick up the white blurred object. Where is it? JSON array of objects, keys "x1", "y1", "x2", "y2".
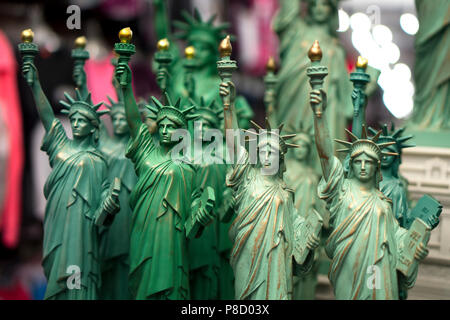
[
  {"x1": 372, "y1": 24, "x2": 393, "y2": 45},
  {"x1": 400, "y1": 13, "x2": 419, "y2": 35},
  {"x1": 350, "y1": 12, "x2": 371, "y2": 31},
  {"x1": 337, "y1": 9, "x2": 350, "y2": 32}
]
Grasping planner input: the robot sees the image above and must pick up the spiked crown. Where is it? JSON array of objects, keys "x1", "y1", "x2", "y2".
[
  {"x1": 59, "y1": 89, "x2": 107, "y2": 127},
  {"x1": 104, "y1": 95, "x2": 124, "y2": 117},
  {"x1": 144, "y1": 93, "x2": 196, "y2": 128},
  {"x1": 189, "y1": 97, "x2": 223, "y2": 128},
  {"x1": 243, "y1": 118, "x2": 300, "y2": 156},
  {"x1": 335, "y1": 125, "x2": 398, "y2": 162},
  {"x1": 173, "y1": 9, "x2": 230, "y2": 49},
  {"x1": 368, "y1": 123, "x2": 415, "y2": 160}
]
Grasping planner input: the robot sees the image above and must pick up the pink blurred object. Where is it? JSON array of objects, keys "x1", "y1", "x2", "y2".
[
  {"x1": 0, "y1": 30, "x2": 24, "y2": 248},
  {"x1": 85, "y1": 53, "x2": 117, "y2": 108},
  {"x1": 252, "y1": 0, "x2": 279, "y2": 74}
]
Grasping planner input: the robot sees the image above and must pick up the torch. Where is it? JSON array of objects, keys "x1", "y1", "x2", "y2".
[
  {"x1": 264, "y1": 57, "x2": 277, "y2": 121},
  {"x1": 306, "y1": 40, "x2": 328, "y2": 118},
  {"x1": 18, "y1": 29, "x2": 39, "y2": 86},
  {"x1": 114, "y1": 27, "x2": 136, "y2": 87},
  {"x1": 71, "y1": 36, "x2": 89, "y2": 89},
  {"x1": 216, "y1": 35, "x2": 237, "y2": 111},
  {"x1": 154, "y1": 38, "x2": 173, "y2": 95},
  {"x1": 183, "y1": 46, "x2": 196, "y2": 99}
]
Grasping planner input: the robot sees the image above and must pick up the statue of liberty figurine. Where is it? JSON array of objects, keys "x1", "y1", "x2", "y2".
[
  {"x1": 152, "y1": 1, "x2": 254, "y2": 128},
  {"x1": 218, "y1": 37, "x2": 318, "y2": 300},
  {"x1": 308, "y1": 42, "x2": 430, "y2": 299},
  {"x1": 70, "y1": 36, "x2": 136, "y2": 299},
  {"x1": 187, "y1": 97, "x2": 227, "y2": 300},
  {"x1": 272, "y1": 0, "x2": 353, "y2": 142},
  {"x1": 21, "y1": 58, "x2": 120, "y2": 300},
  {"x1": 283, "y1": 124, "x2": 329, "y2": 300},
  {"x1": 115, "y1": 57, "x2": 215, "y2": 300},
  {"x1": 96, "y1": 95, "x2": 137, "y2": 300}
]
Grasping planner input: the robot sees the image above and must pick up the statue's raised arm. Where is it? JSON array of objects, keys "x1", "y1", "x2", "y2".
[
  {"x1": 19, "y1": 29, "x2": 55, "y2": 133},
  {"x1": 113, "y1": 28, "x2": 141, "y2": 138},
  {"x1": 308, "y1": 41, "x2": 333, "y2": 180}
]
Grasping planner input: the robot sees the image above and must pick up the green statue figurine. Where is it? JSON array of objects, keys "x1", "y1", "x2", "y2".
[
  {"x1": 272, "y1": 0, "x2": 352, "y2": 141},
  {"x1": 98, "y1": 95, "x2": 137, "y2": 300},
  {"x1": 114, "y1": 28, "x2": 215, "y2": 300},
  {"x1": 218, "y1": 37, "x2": 318, "y2": 300},
  {"x1": 152, "y1": 1, "x2": 254, "y2": 128},
  {"x1": 20, "y1": 29, "x2": 120, "y2": 300},
  {"x1": 308, "y1": 42, "x2": 429, "y2": 300},
  {"x1": 187, "y1": 98, "x2": 226, "y2": 300},
  {"x1": 410, "y1": 0, "x2": 450, "y2": 131},
  {"x1": 69, "y1": 35, "x2": 137, "y2": 299}
]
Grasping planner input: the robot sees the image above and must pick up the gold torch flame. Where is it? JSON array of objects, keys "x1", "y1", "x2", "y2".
[
  {"x1": 219, "y1": 35, "x2": 232, "y2": 58},
  {"x1": 266, "y1": 56, "x2": 276, "y2": 73},
  {"x1": 185, "y1": 46, "x2": 195, "y2": 59},
  {"x1": 21, "y1": 29, "x2": 34, "y2": 43},
  {"x1": 356, "y1": 56, "x2": 368, "y2": 70},
  {"x1": 308, "y1": 40, "x2": 322, "y2": 62},
  {"x1": 118, "y1": 27, "x2": 133, "y2": 44},
  {"x1": 74, "y1": 36, "x2": 87, "y2": 49},
  {"x1": 157, "y1": 38, "x2": 170, "y2": 51}
]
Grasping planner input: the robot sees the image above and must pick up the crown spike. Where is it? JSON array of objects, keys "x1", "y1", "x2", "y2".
[
  {"x1": 336, "y1": 148, "x2": 350, "y2": 153},
  {"x1": 285, "y1": 143, "x2": 301, "y2": 149},
  {"x1": 361, "y1": 125, "x2": 368, "y2": 139},
  {"x1": 93, "y1": 102, "x2": 103, "y2": 111},
  {"x1": 250, "y1": 120, "x2": 264, "y2": 131},
  {"x1": 378, "y1": 141, "x2": 397, "y2": 149},
  {"x1": 207, "y1": 14, "x2": 217, "y2": 25},
  {"x1": 61, "y1": 109, "x2": 70, "y2": 115},
  {"x1": 368, "y1": 127, "x2": 378, "y2": 136},
  {"x1": 281, "y1": 134, "x2": 297, "y2": 140},
  {"x1": 371, "y1": 129, "x2": 382, "y2": 142},
  {"x1": 334, "y1": 139, "x2": 353, "y2": 146},
  {"x1": 107, "y1": 95, "x2": 115, "y2": 106},
  {"x1": 174, "y1": 97, "x2": 181, "y2": 109},
  {"x1": 344, "y1": 128, "x2": 359, "y2": 142},
  {"x1": 97, "y1": 110, "x2": 110, "y2": 116},
  {"x1": 382, "y1": 124, "x2": 388, "y2": 136},
  {"x1": 382, "y1": 151, "x2": 399, "y2": 157},
  {"x1": 60, "y1": 100, "x2": 72, "y2": 109},
  {"x1": 182, "y1": 105, "x2": 195, "y2": 115},
  {"x1": 75, "y1": 89, "x2": 83, "y2": 101},
  {"x1": 181, "y1": 10, "x2": 197, "y2": 26},
  {"x1": 63, "y1": 92, "x2": 76, "y2": 104},
  {"x1": 392, "y1": 127, "x2": 405, "y2": 138},
  {"x1": 151, "y1": 96, "x2": 165, "y2": 110},
  {"x1": 265, "y1": 118, "x2": 272, "y2": 131}
]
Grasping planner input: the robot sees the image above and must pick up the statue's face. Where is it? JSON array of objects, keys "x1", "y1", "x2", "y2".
[
  {"x1": 112, "y1": 111, "x2": 129, "y2": 136},
  {"x1": 381, "y1": 144, "x2": 398, "y2": 168},
  {"x1": 199, "y1": 118, "x2": 214, "y2": 138},
  {"x1": 351, "y1": 153, "x2": 377, "y2": 183},
  {"x1": 292, "y1": 139, "x2": 310, "y2": 161},
  {"x1": 189, "y1": 39, "x2": 215, "y2": 68},
  {"x1": 258, "y1": 141, "x2": 282, "y2": 174},
  {"x1": 311, "y1": 0, "x2": 332, "y2": 23},
  {"x1": 70, "y1": 112, "x2": 94, "y2": 139},
  {"x1": 158, "y1": 118, "x2": 178, "y2": 146}
]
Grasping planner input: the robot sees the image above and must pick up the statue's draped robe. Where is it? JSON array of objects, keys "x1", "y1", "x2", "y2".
[
  {"x1": 99, "y1": 135, "x2": 136, "y2": 299},
  {"x1": 227, "y1": 148, "x2": 294, "y2": 300},
  {"x1": 285, "y1": 159, "x2": 323, "y2": 300},
  {"x1": 126, "y1": 124, "x2": 196, "y2": 300},
  {"x1": 273, "y1": 2, "x2": 352, "y2": 143},
  {"x1": 41, "y1": 119, "x2": 108, "y2": 300},
  {"x1": 188, "y1": 151, "x2": 226, "y2": 299},
  {"x1": 319, "y1": 157, "x2": 417, "y2": 300},
  {"x1": 411, "y1": 0, "x2": 450, "y2": 129},
  {"x1": 380, "y1": 177, "x2": 409, "y2": 228}
]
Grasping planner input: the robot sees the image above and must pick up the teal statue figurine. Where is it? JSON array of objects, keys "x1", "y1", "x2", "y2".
[
  {"x1": 114, "y1": 28, "x2": 215, "y2": 300},
  {"x1": 272, "y1": 0, "x2": 352, "y2": 141},
  {"x1": 187, "y1": 97, "x2": 225, "y2": 300},
  {"x1": 98, "y1": 95, "x2": 137, "y2": 300},
  {"x1": 70, "y1": 36, "x2": 137, "y2": 299},
  {"x1": 410, "y1": 0, "x2": 450, "y2": 131},
  {"x1": 152, "y1": 1, "x2": 254, "y2": 128},
  {"x1": 20, "y1": 29, "x2": 120, "y2": 300},
  {"x1": 308, "y1": 42, "x2": 430, "y2": 300},
  {"x1": 218, "y1": 37, "x2": 318, "y2": 300}
]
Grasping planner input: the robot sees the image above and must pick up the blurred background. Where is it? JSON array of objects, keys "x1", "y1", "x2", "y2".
[{"x1": 0, "y1": 0, "x2": 426, "y2": 299}]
